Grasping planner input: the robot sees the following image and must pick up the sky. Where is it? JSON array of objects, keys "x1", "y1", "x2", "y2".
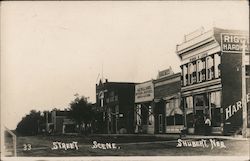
[{"x1": 1, "y1": 1, "x2": 249, "y2": 129}]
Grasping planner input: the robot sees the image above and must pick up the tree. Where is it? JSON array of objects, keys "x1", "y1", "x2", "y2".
[
  {"x1": 16, "y1": 110, "x2": 45, "y2": 136},
  {"x1": 68, "y1": 95, "x2": 94, "y2": 134}
]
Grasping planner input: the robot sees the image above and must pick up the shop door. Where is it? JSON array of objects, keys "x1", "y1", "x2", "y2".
[
  {"x1": 158, "y1": 114, "x2": 163, "y2": 133},
  {"x1": 112, "y1": 115, "x2": 116, "y2": 134},
  {"x1": 194, "y1": 95, "x2": 206, "y2": 134}
]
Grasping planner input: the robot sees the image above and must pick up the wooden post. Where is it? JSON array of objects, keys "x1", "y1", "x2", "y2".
[{"x1": 242, "y1": 40, "x2": 248, "y2": 138}]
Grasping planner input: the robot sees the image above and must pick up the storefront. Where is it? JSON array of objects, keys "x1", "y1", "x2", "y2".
[
  {"x1": 154, "y1": 68, "x2": 184, "y2": 134},
  {"x1": 134, "y1": 80, "x2": 155, "y2": 134},
  {"x1": 45, "y1": 110, "x2": 77, "y2": 134},
  {"x1": 176, "y1": 27, "x2": 249, "y2": 135},
  {"x1": 96, "y1": 79, "x2": 135, "y2": 134}
]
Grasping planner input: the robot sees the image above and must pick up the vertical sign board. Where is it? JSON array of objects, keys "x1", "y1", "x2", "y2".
[
  {"x1": 135, "y1": 81, "x2": 154, "y2": 103},
  {"x1": 247, "y1": 77, "x2": 250, "y2": 128},
  {"x1": 220, "y1": 33, "x2": 249, "y2": 134}
]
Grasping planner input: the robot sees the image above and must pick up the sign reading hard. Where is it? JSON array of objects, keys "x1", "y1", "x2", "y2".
[
  {"x1": 225, "y1": 93, "x2": 250, "y2": 120},
  {"x1": 135, "y1": 81, "x2": 154, "y2": 103},
  {"x1": 221, "y1": 33, "x2": 249, "y2": 53}
]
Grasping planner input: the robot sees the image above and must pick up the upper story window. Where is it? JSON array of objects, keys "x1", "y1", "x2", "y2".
[
  {"x1": 182, "y1": 65, "x2": 188, "y2": 86},
  {"x1": 214, "y1": 53, "x2": 221, "y2": 78},
  {"x1": 188, "y1": 63, "x2": 194, "y2": 85},
  {"x1": 206, "y1": 56, "x2": 214, "y2": 80},
  {"x1": 197, "y1": 60, "x2": 203, "y2": 83},
  {"x1": 109, "y1": 91, "x2": 116, "y2": 102},
  {"x1": 192, "y1": 64, "x2": 197, "y2": 83}
]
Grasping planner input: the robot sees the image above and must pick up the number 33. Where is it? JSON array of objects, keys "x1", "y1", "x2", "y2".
[{"x1": 23, "y1": 144, "x2": 32, "y2": 151}]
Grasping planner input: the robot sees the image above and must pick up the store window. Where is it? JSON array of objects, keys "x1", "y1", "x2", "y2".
[
  {"x1": 141, "y1": 104, "x2": 148, "y2": 125},
  {"x1": 148, "y1": 106, "x2": 154, "y2": 125},
  {"x1": 136, "y1": 104, "x2": 141, "y2": 125},
  {"x1": 166, "y1": 100, "x2": 175, "y2": 125},
  {"x1": 210, "y1": 91, "x2": 222, "y2": 127},
  {"x1": 174, "y1": 99, "x2": 183, "y2": 125},
  {"x1": 195, "y1": 95, "x2": 206, "y2": 107},
  {"x1": 186, "y1": 96, "x2": 194, "y2": 128},
  {"x1": 166, "y1": 99, "x2": 183, "y2": 126}
]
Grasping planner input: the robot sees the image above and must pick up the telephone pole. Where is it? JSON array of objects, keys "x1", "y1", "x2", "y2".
[{"x1": 242, "y1": 39, "x2": 248, "y2": 138}]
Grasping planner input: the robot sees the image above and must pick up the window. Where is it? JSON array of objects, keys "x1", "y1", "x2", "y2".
[
  {"x1": 109, "y1": 91, "x2": 115, "y2": 102},
  {"x1": 166, "y1": 99, "x2": 183, "y2": 126},
  {"x1": 149, "y1": 106, "x2": 154, "y2": 125},
  {"x1": 136, "y1": 104, "x2": 141, "y2": 125},
  {"x1": 166, "y1": 100, "x2": 175, "y2": 126},
  {"x1": 159, "y1": 114, "x2": 163, "y2": 132},
  {"x1": 192, "y1": 64, "x2": 197, "y2": 83},
  {"x1": 210, "y1": 91, "x2": 222, "y2": 127},
  {"x1": 186, "y1": 96, "x2": 193, "y2": 109},
  {"x1": 188, "y1": 63, "x2": 194, "y2": 85},
  {"x1": 186, "y1": 96, "x2": 194, "y2": 128},
  {"x1": 210, "y1": 91, "x2": 221, "y2": 108},
  {"x1": 174, "y1": 99, "x2": 183, "y2": 125},
  {"x1": 100, "y1": 99, "x2": 104, "y2": 107},
  {"x1": 197, "y1": 60, "x2": 203, "y2": 82},
  {"x1": 206, "y1": 56, "x2": 214, "y2": 80},
  {"x1": 159, "y1": 114, "x2": 162, "y2": 124},
  {"x1": 182, "y1": 65, "x2": 188, "y2": 86},
  {"x1": 195, "y1": 95, "x2": 205, "y2": 107},
  {"x1": 214, "y1": 53, "x2": 221, "y2": 78},
  {"x1": 115, "y1": 105, "x2": 119, "y2": 120},
  {"x1": 107, "y1": 108, "x2": 111, "y2": 122}
]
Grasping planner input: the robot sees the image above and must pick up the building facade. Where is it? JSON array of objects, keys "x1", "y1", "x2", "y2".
[
  {"x1": 154, "y1": 68, "x2": 183, "y2": 134},
  {"x1": 134, "y1": 68, "x2": 183, "y2": 134},
  {"x1": 45, "y1": 110, "x2": 76, "y2": 134},
  {"x1": 134, "y1": 80, "x2": 155, "y2": 134},
  {"x1": 96, "y1": 79, "x2": 135, "y2": 134},
  {"x1": 176, "y1": 27, "x2": 249, "y2": 135}
]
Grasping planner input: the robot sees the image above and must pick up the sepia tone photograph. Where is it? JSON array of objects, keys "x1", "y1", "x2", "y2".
[{"x1": 0, "y1": 1, "x2": 249, "y2": 161}]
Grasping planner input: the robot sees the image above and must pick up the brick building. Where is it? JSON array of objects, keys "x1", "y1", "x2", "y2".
[
  {"x1": 176, "y1": 27, "x2": 249, "y2": 135},
  {"x1": 96, "y1": 79, "x2": 135, "y2": 134}
]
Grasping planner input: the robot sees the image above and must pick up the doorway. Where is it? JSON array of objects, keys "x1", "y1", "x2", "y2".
[
  {"x1": 194, "y1": 94, "x2": 207, "y2": 134},
  {"x1": 158, "y1": 114, "x2": 163, "y2": 133}
]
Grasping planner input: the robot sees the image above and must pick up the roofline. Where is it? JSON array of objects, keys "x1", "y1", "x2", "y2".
[{"x1": 154, "y1": 72, "x2": 181, "y2": 83}]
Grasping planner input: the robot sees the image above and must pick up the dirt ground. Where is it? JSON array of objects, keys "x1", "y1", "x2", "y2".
[{"x1": 12, "y1": 135, "x2": 250, "y2": 157}]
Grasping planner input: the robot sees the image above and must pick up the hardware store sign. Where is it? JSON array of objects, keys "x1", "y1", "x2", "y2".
[
  {"x1": 135, "y1": 81, "x2": 154, "y2": 103},
  {"x1": 221, "y1": 33, "x2": 249, "y2": 53}
]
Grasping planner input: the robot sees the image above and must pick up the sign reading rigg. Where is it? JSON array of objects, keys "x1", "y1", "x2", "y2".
[{"x1": 221, "y1": 33, "x2": 249, "y2": 53}]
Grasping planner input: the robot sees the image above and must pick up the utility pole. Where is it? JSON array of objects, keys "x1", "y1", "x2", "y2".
[{"x1": 242, "y1": 39, "x2": 248, "y2": 138}]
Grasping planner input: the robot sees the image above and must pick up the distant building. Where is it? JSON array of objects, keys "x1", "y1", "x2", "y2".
[
  {"x1": 96, "y1": 79, "x2": 135, "y2": 134},
  {"x1": 176, "y1": 27, "x2": 249, "y2": 135},
  {"x1": 45, "y1": 110, "x2": 76, "y2": 134}
]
